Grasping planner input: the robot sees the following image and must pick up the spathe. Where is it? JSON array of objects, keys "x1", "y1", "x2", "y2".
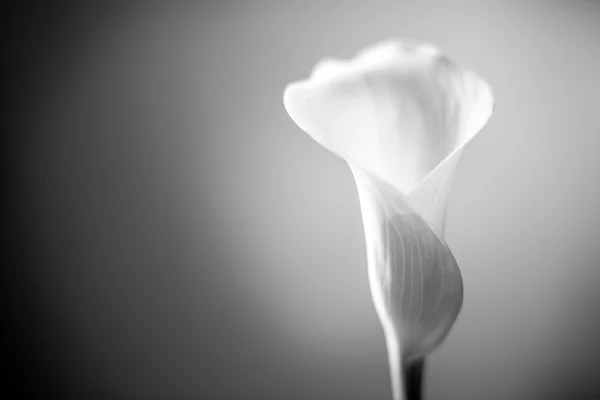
[
  {"x1": 283, "y1": 39, "x2": 494, "y2": 399},
  {"x1": 283, "y1": 40, "x2": 493, "y2": 214}
]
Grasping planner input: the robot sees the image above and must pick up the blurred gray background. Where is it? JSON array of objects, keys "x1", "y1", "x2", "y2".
[{"x1": 8, "y1": 1, "x2": 600, "y2": 399}]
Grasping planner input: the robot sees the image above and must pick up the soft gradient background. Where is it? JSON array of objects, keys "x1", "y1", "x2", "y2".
[{"x1": 7, "y1": 1, "x2": 600, "y2": 399}]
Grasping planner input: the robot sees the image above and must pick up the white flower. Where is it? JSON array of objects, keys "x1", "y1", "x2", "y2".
[{"x1": 283, "y1": 39, "x2": 494, "y2": 398}]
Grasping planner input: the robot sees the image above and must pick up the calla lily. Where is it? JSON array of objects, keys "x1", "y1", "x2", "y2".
[{"x1": 283, "y1": 39, "x2": 494, "y2": 400}]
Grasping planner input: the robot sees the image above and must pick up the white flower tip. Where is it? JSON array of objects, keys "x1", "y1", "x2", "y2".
[
  {"x1": 283, "y1": 80, "x2": 326, "y2": 147},
  {"x1": 461, "y1": 70, "x2": 495, "y2": 145},
  {"x1": 353, "y1": 39, "x2": 442, "y2": 71},
  {"x1": 282, "y1": 80, "x2": 300, "y2": 119},
  {"x1": 310, "y1": 57, "x2": 347, "y2": 81}
]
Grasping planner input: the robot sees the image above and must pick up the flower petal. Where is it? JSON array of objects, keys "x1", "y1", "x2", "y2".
[
  {"x1": 283, "y1": 39, "x2": 495, "y2": 362},
  {"x1": 406, "y1": 148, "x2": 463, "y2": 238},
  {"x1": 351, "y1": 163, "x2": 463, "y2": 357},
  {"x1": 283, "y1": 39, "x2": 494, "y2": 196}
]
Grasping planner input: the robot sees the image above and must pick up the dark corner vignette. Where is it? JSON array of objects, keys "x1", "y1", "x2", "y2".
[{"x1": 6, "y1": 3, "x2": 121, "y2": 399}]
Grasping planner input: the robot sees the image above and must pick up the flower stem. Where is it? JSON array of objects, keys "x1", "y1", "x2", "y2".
[{"x1": 385, "y1": 335, "x2": 426, "y2": 400}]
